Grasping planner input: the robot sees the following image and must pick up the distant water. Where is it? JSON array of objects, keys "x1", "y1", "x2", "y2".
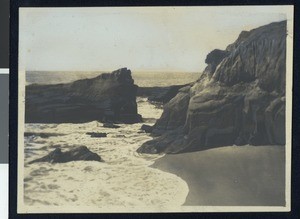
[
  {"x1": 132, "y1": 72, "x2": 199, "y2": 87},
  {"x1": 26, "y1": 71, "x2": 200, "y2": 87}
]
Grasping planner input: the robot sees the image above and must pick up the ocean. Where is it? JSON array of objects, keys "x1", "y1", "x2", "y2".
[
  {"x1": 22, "y1": 71, "x2": 199, "y2": 212},
  {"x1": 26, "y1": 71, "x2": 200, "y2": 87}
]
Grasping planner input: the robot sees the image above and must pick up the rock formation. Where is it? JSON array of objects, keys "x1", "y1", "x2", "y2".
[
  {"x1": 140, "y1": 124, "x2": 154, "y2": 133},
  {"x1": 138, "y1": 21, "x2": 286, "y2": 154},
  {"x1": 28, "y1": 146, "x2": 102, "y2": 164},
  {"x1": 137, "y1": 84, "x2": 189, "y2": 104},
  {"x1": 25, "y1": 68, "x2": 142, "y2": 124},
  {"x1": 86, "y1": 132, "x2": 107, "y2": 138}
]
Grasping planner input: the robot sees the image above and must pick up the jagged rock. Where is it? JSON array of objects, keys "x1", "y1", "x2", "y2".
[
  {"x1": 138, "y1": 21, "x2": 287, "y2": 154},
  {"x1": 25, "y1": 68, "x2": 142, "y2": 124},
  {"x1": 103, "y1": 123, "x2": 121, "y2": 129},
  {"x1": 205, "y1": 49, "x2": 230, "y2": 65},
  {"x1": 86, "y1": 132, "x2": 107, "y2": 138},
  {"x1": 28, "y1": 146, "x2": 102, "y2": 164},
  {"x1": 212, "y1": 22, "x2": 286, "y2": 91},
  {"x1": 204, "y1": 49, "x2": 230, "y2": 77}
]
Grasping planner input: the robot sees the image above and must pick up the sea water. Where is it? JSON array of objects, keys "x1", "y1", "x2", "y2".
[
  {"x1": 26, "y1": 71, "x2": 200, "y2": 87},
  {"x1": 22, "y1": 72, "x2": 199, "y2": 211}
]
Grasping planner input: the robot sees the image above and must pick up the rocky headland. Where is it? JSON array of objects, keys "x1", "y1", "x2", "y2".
[
  {"x1": 25, "y1": 68, "x2": 142, "y2": 124},
  {"x1": 138, "y1": 21, "x2": 287, "y2": 154}
]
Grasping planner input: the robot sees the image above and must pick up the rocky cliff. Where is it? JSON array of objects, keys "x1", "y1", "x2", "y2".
[
  {"x1": 138, "y1": 21, "x2": 286, "y2": 154},
  {"x1": 25, "y1": 68, "x2": 142, "y2": 124}
]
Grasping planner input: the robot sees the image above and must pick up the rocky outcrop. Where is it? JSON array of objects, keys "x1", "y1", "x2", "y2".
[
  {"x1": 28, "y1": 146, "x2": 102, "y2": 164},
  {"x1": 137, "y1": 84, "x2": 189, "y2": 104},
  {"x1": 138, "y1": 21, "x2": 287, "y2": 154},
  {"x1": 25, "y1": 68, "x2": 142, "y2": 124}
]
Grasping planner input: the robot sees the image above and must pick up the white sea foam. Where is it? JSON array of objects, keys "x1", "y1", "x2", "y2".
[{"x1": 23, "y1": 99, "x2": 189, "y2": 212}]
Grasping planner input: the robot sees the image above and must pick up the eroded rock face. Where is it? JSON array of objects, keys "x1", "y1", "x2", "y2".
[
  {"x1": 25, "y1": 68, "x2": 142, "y2": 124},
  {"x1": 138, "y1": 21, "x2": 286, "y2": 154},
  {"x1": 28, "y1": 146, "x2": 102, "y2": 164}
]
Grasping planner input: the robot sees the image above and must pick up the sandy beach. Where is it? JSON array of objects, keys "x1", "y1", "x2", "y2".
[{"x1": 152, "y1": 145, "x2": 285, "y2": 206}]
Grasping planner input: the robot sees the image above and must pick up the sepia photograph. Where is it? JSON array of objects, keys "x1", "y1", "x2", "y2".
[{"x1": 17, "y1": 6, "x2": 293, "y2": 213}]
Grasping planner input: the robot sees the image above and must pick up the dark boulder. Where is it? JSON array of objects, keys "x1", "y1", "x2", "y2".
[
  {"x1": 25, "y1": 68, "x2": 142, "y2": 124},
  {"x1": 138, "y1": 21, "x2": 287, "y2": 154},
  {"x1": 140, "y1": 124, "x2": 154, "y2": 133},
  {"x1": 103, "y1": 123, "x2": 121, "y2": 129},
  {"x1": 28, "y1": 146, "x2": 102, "y2": 164},
  {"x1": 86, "y1": 132, "x2": 107, "y2": 138}
]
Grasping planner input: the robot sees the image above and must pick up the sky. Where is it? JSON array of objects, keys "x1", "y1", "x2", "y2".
[{"x1": 19, "y1": 6, "x2": 293, "y2": 73}]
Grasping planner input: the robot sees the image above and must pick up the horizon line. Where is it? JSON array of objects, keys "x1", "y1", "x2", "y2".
[{"x1": 25, "y1": 69, "x2": 202, "y2": 73}]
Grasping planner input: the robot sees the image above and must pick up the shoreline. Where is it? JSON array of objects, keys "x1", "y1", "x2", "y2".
[{"x1": 151, "y1": 145, "x2": 286, "y2": 206}]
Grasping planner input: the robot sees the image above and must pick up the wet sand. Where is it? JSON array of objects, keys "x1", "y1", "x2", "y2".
[{"x1": 152, "y1": 145, "x2": 285, "y2": 206}]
